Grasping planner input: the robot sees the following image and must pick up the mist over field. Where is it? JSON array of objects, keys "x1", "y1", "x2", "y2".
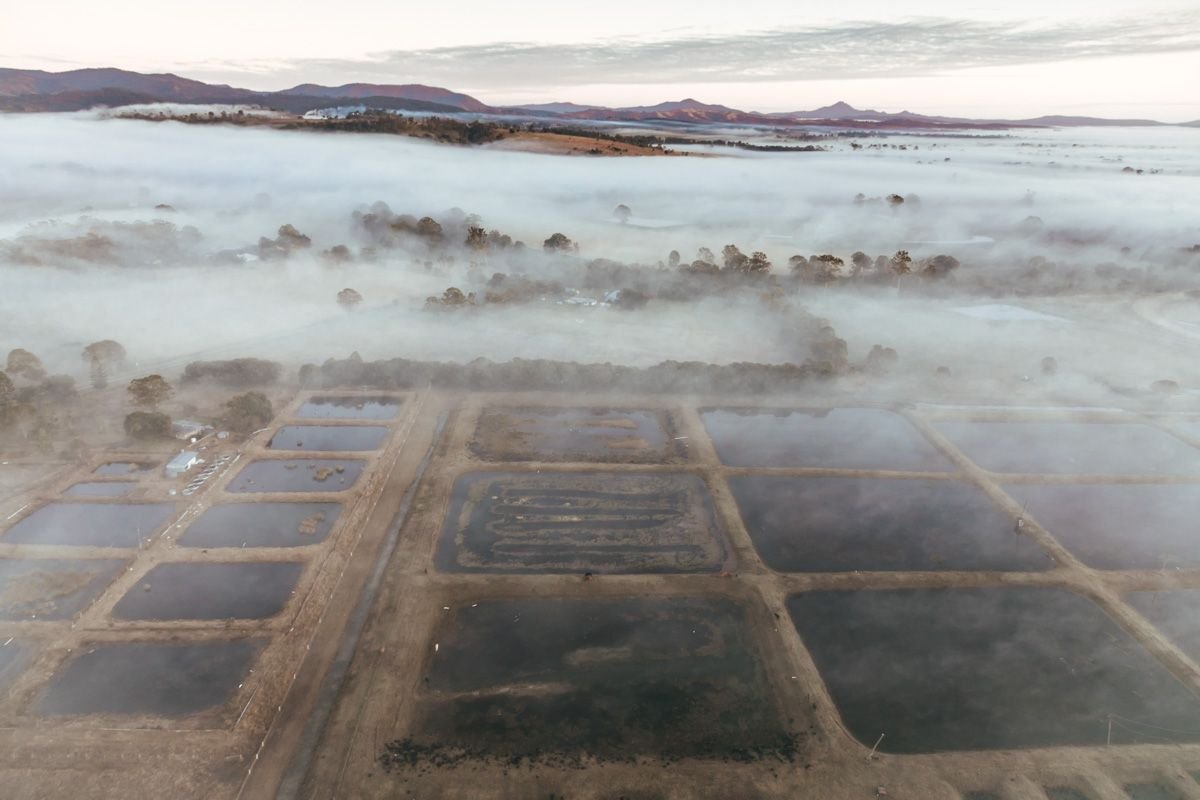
[{"x1": 1, "y1": 111, "x2": 1198, "y2": 402}]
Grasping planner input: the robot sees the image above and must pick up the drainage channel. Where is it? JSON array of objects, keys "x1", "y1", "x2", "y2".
[{"x1": 274, "y1": 411, "x2": 447, "y2": 799}]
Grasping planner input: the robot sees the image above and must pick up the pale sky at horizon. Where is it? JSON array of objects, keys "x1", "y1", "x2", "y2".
[{"x1": 4, "y1": 0, "x2": 1200, "y2": 120}]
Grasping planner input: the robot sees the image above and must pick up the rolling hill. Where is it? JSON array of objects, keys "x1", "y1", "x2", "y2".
[{"x1": 0, "y1": 66, "x2": 1191, "y2": 129}]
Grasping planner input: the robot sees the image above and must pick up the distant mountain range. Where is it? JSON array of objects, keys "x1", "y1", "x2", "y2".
[{"x1": 0, "y1": 67, "x2": 1190, "y2": 129}]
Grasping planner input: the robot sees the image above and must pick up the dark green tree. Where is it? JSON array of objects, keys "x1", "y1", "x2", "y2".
[{"x1": 222, "y1": 391, "x2": 274, "y2": 435}]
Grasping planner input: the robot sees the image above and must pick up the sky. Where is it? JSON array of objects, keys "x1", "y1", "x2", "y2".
[{"x1": 4, "y1": 0, "x2": 1200, "y2": 120}]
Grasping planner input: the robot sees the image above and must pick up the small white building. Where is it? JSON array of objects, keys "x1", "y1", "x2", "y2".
[
  {"x1": 165, "y1": 451, "x2": 200, "y2": 478},
  {"x1": 172, "y1": 419, "x2": 212, "y2": 442}
]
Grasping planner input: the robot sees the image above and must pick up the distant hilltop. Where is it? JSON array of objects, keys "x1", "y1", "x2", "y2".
[{"x1": 0, "y1": 66, "x2": 1184, "y2": 129}]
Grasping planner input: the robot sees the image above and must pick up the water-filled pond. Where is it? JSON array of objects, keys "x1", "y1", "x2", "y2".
[
  {"x1": 92, "y1": 462, "x2": 156, "y2": 476},
  {"x1": 296, "y1": 395, "x2": 402, "y2": 420},
  {"x1": 701, "y1": 408, "x2": 951, "y2": 470},
  {"x1": 787, "y1": 586, "x2": 1200, "y2": 752},
  {"x1": 63, "y1": 481, "x2": 134, "y2": 497},
  {"x1": 179, "y1": 502, "x2": 341, "y2": 547},
  {"x1": 267, "y1": 425, "x2": 389, "y2": 451},
  {"x1": 1006, "y1": 483, "x2": 1200, "y2": 569},
  {"x1": 36, "y1": 638, "x2": 266, "y2": 716},
  {"x1": 729, "y1": 476, "x2": 1051, "y2": 572},
  {"x1": 112, "y1": 561, "x2": 303, "y2": 620},
  {"x1": 934, "y1": 421, "x2": 1200, "y2": 475},
  {"x1": 3, "y1": 502, "x2": 175, "y2": 547},
  {"x1": 1127, "y1": 590, "x2": 1200, "y2": 661},
  {"x1": 226, "y1": 459, "x2": 365, "y2": 493}
]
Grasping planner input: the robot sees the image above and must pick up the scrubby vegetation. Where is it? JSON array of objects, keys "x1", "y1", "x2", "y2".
[
  {"x1": 127, "y1": 374, "x2": 174, "y2": 407},
  {"x1": 182, "y1": 358, "x2": 282, "y2": 388},
  {"x1": 123, "y1": 410, "x2": 171, "y2": 439}
]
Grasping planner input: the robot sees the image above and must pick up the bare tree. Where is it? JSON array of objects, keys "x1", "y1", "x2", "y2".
[
  {"x1": 850, "y1": 251, "x2": 872, "y2": 281},
  {"x1": 746, "y1": 251, "x2": 772, "y2": 274},
  {"x1": 337, "y1": 287, "x2": 364, "y2": 311},
  {"x1": 722, "y1": 245, "x2": 748, "y2": 272},
  {"x1": 6, "y1": 349, "x2": 45, "y2": 382},
  {"x1": 465, "y1": 226, "x2": 487, "y2": 250},
  {"x1": 81, "y1": 340, "x2": 127, "y2": 389},
  {"x1": 812, "y1": 254, "x2": 845, "y2": 285},
  {"x1": 889, "y1": 250, "x2": 913, "y2": 288}
]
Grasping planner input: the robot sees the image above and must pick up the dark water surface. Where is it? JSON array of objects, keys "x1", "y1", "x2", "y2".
[{"x1": 787, "y1": 587, "x2": 1200, "y2": 752}]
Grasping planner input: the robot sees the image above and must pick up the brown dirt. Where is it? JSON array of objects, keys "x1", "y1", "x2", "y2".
[
  {"x1": 3, "y1": 390, "x2": 1200, "y2": 799},
  {"x1": 487, "y1": 131, "x2": 697, "y2": 157}
]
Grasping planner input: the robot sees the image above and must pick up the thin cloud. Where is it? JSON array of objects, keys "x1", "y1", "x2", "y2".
[{"x1": 193, "y1": 14, "x2": 1200, "y2": 90}]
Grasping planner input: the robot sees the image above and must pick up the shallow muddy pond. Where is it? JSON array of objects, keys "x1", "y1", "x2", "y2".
[
  {"x1": 0, "y1": 557, "x2": 128, "y2": 620},
  {"x1": 701, "y1": 408, "x2": 951, "y2": 470},
  {"x1": 267, "y1": 425, "x2": 389, "y2": 452},
  {"x1": 934, "y1": 421, "x2": 1200, "y2": 475},
  {"x1": 436, "y1": 471, "x2": 730, "y2": 573},
  {"x1": 1044, "y1": 790, "x2": 1091, "y2": 800},
  {"x1": 36, "y1": 638, "x2": 265, "y2": 717},
  {"x1": 729, "y1": 476, "x2": 1051, "y2": 572},
  {"x1": 1127, "y1": 590, "x2": 1200, "y2": 661},
  {"x1": 296, "y1": 395, "x2": 402, "y2": 420},
  {"x1": 787, "y1": 587, "x2": 1200, "y2": 752},
  {"x1": 179, "y1": 502, "x2": 341, "y2": 548},
  {"x1": 1006, "y1": 483, "x2": 1200, "y2": 570},
  {"x1": 112, "y1": 561, "x2": 303, "y2": 620},
  {"x1": 1123, "y1": 784, "x2": 1182, "y2": 800},
  {"x1": 0, "y1": 640, "x2": 33, "y2": 693},
  {"x1": 92, "y1": 462, "x2": 156, "y2": 476},
  {"x1": 63, "y1": 481, "x2": 134, "y2": 497},
  {"x1": 400, "y1": 596, "x2": 796, "y2": 763},
  {"x1": 226, "y1": 459, "x2": 365, "y2": 493},
  {"x1": 3, "y1": 502, "x2": 176, "y2": 547},
  {"x1": 472, "y1": 407, "x2": 674, "y2": 463}
]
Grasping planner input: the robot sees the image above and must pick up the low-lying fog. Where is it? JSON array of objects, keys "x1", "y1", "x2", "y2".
[{"x1": 1, "y1": 110, "x2": 1198, "y2": 402}]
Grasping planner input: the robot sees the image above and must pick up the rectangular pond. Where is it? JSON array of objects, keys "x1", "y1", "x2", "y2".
[
  {"x1": 1044, "y1": 790, "x2": 1091, "y2": 800},
  {"x1": 1127, "y1": 590, "x2": 1200, "y2": 661},
  {"x1": 267, "y1": 425, "x2": 389, "y2": 452},
  {"x1": 1006, "y1": 483, "x2": 1200, "y2": 570},
  {"x1": 700, "y1": 408, "x2": 951, "y2": 471},
  {"x1": 112, "y1": 561, "x2": 303, "y2": 620},
  {"x1": 3, "y1": 502, "x2": 176, "y2": 548},
  {"x1": 178, "y1": 502, "x2": 341, "y2": 548},
  {"x1": 226, "y1": 459, "x2": 365, "y2": 493},
  {"x1": 1124, "y1": 784, "x2": 1183, "y2": 800},
  {"x1": 933, "y1": 421, "x2": 1200, "y2": 475},
  {"x1": 0, "y1": 557, "x2": 128, "y2": 620},
  {"x1": 386, "y1": 596, "x2": 797, "y2": 767},
  {"x1": 787, "y1": 587, "x2": 1200, "y2": 752},
  {"x1": 435, "y1": 471, "x2": 731, "y2": 573},
  {"x1": 471, "y1": 407, "x2": 675, "y2": 463},
  {"x1": 0, "y1": 640, "x2": 34, "y2": 694},
  {"x1": 296, "y1": 395, "x2": 402, "y2": 420},
  {"x1": 1172, "y1": 421, "x2": 1200, "y2": 440},
  {"x1": 92, "y1": 462, "x2": 156, "y2": 477},
  {"x1": 729, "y1": 476, "x2": 1052, "y2": 572},
  {"x1": 63, "y1": 481, "x2": 134, "y2": 498},
  {"x1": 35, "y1": 638, "x2": 265, "y2": 717}
]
